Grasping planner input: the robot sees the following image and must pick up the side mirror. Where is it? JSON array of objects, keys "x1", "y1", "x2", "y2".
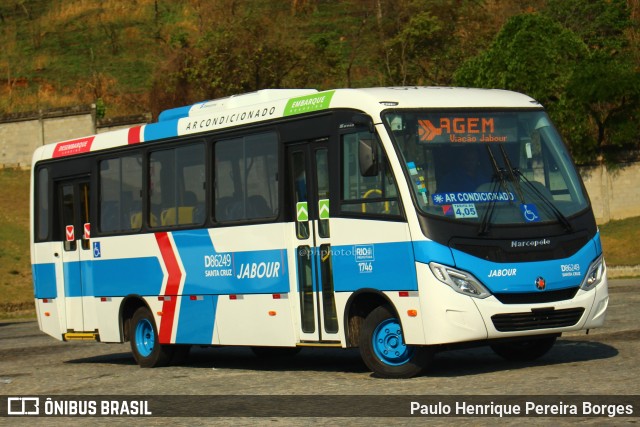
[{"x1": 359, "y1": 137, "x2": 379, "y2": 177}]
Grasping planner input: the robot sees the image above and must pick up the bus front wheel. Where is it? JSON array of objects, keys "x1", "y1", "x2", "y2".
[
  {"x1": 130, "y1": 306, "x2": 174, "y2": 368},
  {"x1": 359, "y1": 306, "x2": 432, "y2": 378}
]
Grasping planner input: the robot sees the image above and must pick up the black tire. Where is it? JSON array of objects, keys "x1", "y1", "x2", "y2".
[
  {"x1": 129, "y1": 306, "x2": 174, "y2": 368},
  {"x1": 490, "y1": 336, "x2": 557, "y2": 362},
  {"x1": 251, "y1": 346, "x2": 301, "y2": 359},
  {"x1": 359, "y1": 306, "x2": 432, "y2": 378}
]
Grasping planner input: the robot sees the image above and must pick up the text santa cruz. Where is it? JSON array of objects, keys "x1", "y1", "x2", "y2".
[{"x1": 431, "y1": 191, "x2": 515, "y2": 205}]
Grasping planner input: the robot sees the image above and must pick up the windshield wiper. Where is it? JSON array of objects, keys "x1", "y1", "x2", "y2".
[
  {"x1": 514, "y1": 169, "x2": 573, "y2": 232},
  {"x1": 478, "y1": 145, "x2": 508, "y2": 235},
  {"x1": 498, "y1": 143, "x2": 526, "y2": 203},
  {"x1": 497, "y1": 143, "x2": 573, "y2": 232}
]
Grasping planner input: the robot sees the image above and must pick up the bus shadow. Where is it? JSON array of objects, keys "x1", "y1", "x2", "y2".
[
  {"x1": 66, "y1": 346, "x2": 369, "y2": 373},
  {"x1": 426, "y1": 338, "x2": 618, "y2": 378},
  {"x1": 65, "y1": 338, "x2": 618, "y2": 377}
]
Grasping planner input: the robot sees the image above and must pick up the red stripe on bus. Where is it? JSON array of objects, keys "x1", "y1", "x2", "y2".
[
  {"x1": 128, "y1": 125, "x2": 142, "y2": 144},
  {"x1": 155, "y1": 232, "x2": 182, "y2": 344}
]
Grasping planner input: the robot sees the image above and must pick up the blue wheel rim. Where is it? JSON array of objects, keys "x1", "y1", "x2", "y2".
[
  {"x1": 372, "y1": 318, "x2": 412, "y2": 366},
  {"x1": 135, "y1": 318, "x2": 155, "y2": 357}
]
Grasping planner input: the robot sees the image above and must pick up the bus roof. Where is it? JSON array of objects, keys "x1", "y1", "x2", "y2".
[{"x1": 32, "y1": 87, "x2": 540, "y2": 164}]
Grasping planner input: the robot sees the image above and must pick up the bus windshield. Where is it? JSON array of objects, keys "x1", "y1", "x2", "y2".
[{"x1": 385, "y1": 110, "x2": 589, "y2": 227}]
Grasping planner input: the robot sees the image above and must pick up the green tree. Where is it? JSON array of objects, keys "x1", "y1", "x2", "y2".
[
  {"x1": 545, "y1": 0, "x2": 640, "y2": 164},
  {"x1": 454, "y1": 2, "x2": 640, "y2": 165},
  {"x1": 377, "y1": 0, "x2": 478, "y2": 86},
  {"x1": 453, "y1": 13, "x2": 589, "y2": 158},
  {"x1": 454, "y1": 13, "x2": 586, "y2": 107}
]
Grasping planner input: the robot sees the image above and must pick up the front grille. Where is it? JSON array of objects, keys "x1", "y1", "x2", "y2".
[
  {"x1": 493, "y1": 287, "x2": 579, "y2": 304},
  {"x1": 491, "y1": 307, "x2": 584, "y2": 332}
]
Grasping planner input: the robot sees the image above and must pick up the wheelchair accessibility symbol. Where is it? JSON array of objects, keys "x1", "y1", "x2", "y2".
[
  {"x1": 93, "y1": 241, "x2": 102, "y2": 258},
  {"x1": 520, "y1": 203, "x2": 540, "y2": 223}
]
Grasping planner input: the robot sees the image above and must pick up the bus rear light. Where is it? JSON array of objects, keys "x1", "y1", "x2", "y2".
[
  {"x1": 268, "y1": 311, "x2": 277, "y2": 316},
  {"x1": 407, "y1": 310, "x2": 418, "y2": 317}
]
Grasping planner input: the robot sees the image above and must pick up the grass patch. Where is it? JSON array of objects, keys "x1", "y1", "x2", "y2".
[
  {"x1": 599, "y1": 216, "x2": 640, "y2": 266},
  {"x1": 0, "y1": 169, "x2": 34, "y2": 319}
]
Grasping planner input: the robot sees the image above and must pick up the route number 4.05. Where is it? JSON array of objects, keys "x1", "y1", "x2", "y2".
[{"x1": 454, "y1": 203, "x2": 478, "y2": 219}]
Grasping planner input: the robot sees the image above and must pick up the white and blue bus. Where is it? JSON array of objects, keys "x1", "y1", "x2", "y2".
[{"x1": 30, "y1": 87, "x2": 608, "y2": 378}]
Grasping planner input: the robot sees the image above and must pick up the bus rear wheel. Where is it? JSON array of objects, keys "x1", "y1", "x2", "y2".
[
  {"x1": 490, "y1": 336, "x2": 557, "y2": 362},
  {"x1": 130, "y1": 306, "x2": 174, "y2": 368},
  {"x1": 359, "y1": 306, "x2": 432, "y2": 378}
]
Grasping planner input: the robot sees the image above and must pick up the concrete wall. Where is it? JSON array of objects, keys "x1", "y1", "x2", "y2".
[
  {"x1": 0, "y1": 106, "x2": 149, "y2": 168},
  {"x1": 0, "y1": 106, "x2": 638, "y2": 224},
  {"x1": 580, "y1": 163, "x2": 640, "y2": 224}
]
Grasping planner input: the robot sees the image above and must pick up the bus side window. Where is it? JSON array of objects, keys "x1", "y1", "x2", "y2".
[
  {"x1": 36, "y1": 167, "x2": 50, "y2": 241},
  {"x1": 149, "y1": 143, "x2": 205, "y2": 228},
  {"x1": 340, "y1": 132, "x2": 400, "y2": 216},
  {"x1": 99, "y1": 154, "x2": 142, "y2": 233},
  {"x1": 214, "y1": 132, "x2": 278, "y2": 223}
]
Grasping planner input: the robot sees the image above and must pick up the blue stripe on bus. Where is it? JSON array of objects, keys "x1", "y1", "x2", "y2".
[
  {"x1": 412, "y1": 240, "x2": 455, "y2": 265},
  {"x1": 331, "y1": 241, "x2": 418, "y2": 292},
  {"x1": 594, "y1": 230, "x2": 603, "y2": 254},
  {"x1": 33, "y1": 263, "x2": 57, "y2": 299},
  {"x1": 451, "y1": 237, "x2": 598, "y2": 293},
  {"x1": 85, "y1": 257, "x2": 164, "y2": 297},
  {"x1": 158, "y1": 105, "x2": 195, "y2": 122},
  {"x1": 143, "y1": 120, "x2": 178, "y2": 142},
  {"x1": 175, "y1": 295, "x2": 218, "y2": 344},
  {"x1": 59, "y1": 258, "x2": 164, "y2": 298},
  {"x1": 172, "y1": 230, "x2": 289, "y2": 295},
  {"x1": 171, "y1": 229, "x2": 289, "y2": 295},
  {"x1": 63, "y1": 261, "x2": 82, "y2": 297}
]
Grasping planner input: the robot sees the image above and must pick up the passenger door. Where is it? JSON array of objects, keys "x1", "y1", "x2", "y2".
[
  {"x1": 55, "y1": 177, "x2": 95, "y2": 334},
  {"x1": 287, "y1": 140, "x2": 340, "y2": 343}
]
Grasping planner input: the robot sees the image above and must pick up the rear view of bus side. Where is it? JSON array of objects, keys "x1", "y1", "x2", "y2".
[{"x1": 30, "y1": 87, "x2": 608, "y2": 378}]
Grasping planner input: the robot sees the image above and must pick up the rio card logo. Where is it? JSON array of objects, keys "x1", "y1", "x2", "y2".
[{"x1": 354, "y1": 244, "x2": 374, "y2": 274}]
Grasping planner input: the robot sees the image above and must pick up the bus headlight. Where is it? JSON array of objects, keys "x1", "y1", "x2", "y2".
[
  {"x1": 580, "y1": 254, "x2": 605, "y2": 291},
  {"x1": 429, "y1": 262, "x2": 491, "y2": 299}
]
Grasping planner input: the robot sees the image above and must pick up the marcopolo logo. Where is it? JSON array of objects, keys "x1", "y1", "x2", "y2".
[
  {"x1": 284, "y1": 91, "x2": 335, "y2": 116},
  {"x1": 510, "y1": 238, "x2": 551, "y2": 249}
]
